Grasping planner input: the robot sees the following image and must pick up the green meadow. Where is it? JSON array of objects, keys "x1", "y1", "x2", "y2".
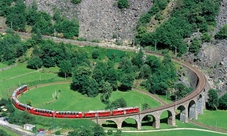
[
  {"x1": 18, "y1": 84, "x2": 161, "y2": 112},
  {"x1": 195, "y1": 110, "x2": 227, "y2": 130}
]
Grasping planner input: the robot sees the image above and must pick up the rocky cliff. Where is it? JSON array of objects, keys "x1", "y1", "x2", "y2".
[{"x1": 25, "y1": 0, "x2": 153, "y2": 43}]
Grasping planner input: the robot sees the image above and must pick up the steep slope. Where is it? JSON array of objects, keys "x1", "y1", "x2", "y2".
[{"x1": 25, "y1": 0, "x2": 153, "y2": 43}]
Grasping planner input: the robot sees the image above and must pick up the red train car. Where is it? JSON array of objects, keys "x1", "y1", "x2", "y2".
[
  {"x1": 112, "y1": 107, "x2": 139, "y2": 116},
  {"x1": 11, "y1": 97, "x2": 20, "y2": 109},
  {"x1": 33, "y1": 108, "x2": 55, "y2": 117},
  {"x1": 55, "y1": 111, "x2": 83, "y2": 118},
  {"x1": 16, "y1": 85, "x2": 28, "y2": 96},
  {"x1": 84, "y1": 111, "x2": 96, "y2": 118},
  {"x1": 112, "y1": 108, "x2": 125, "y2": 116},
  {"x1": 125, "y1": 107, "x2": 139, "y2": 114},
  {"x1": 97, "y1": 110, "x2": 111, "y2": 117}
]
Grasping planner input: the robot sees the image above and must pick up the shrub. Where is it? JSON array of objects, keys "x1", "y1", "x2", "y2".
[
  {"x1": 118, "y1": 0, "x2": 129, "y2": 9},
  {"x1": 71, "y1": 0, "x2": 82, "y2": 4}
]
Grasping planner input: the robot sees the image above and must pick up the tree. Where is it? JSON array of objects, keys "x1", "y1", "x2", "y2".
[
  {"x1": 92, "y1": 69, "x2": 103, "y2": 85},
  {"x1": 107, "y1": 98, "x2": 127, "y2": 109},
  {"x1": 59, "y1": 60, "x2": 72, "y2": 78},
  {"x1": 218, "y1": 93, "x2": 227, "y2": 110},
  {"x1": 100, "y1": 81, "x2": 113, "y2": 104},
  {"x1": 139, "y1": 64, "x2": 151, "y2": 79},
  {"x1": 27, "y1": 57, "x2": 43, "y2": 69},
  {"x1": 71, "y1": 65, "x2": 91, "y2": 91},
  {"x1": 119, "y1": 73, "x2": 135, "y2": 91},
  {"x1": 207, "y1": 89, "x2": 219, "y2": 110},
  {"x1": 189, "y1": 38, "x2": 202, "y2": 54},
  {"x1": 105, "y1": 68, "x2": 118, "y2": 90},
  {"x1": 6, "y1": 0, "x2": 26, "y2": 31},
  {"x1": 132, "y1": 49, "x2": 144, "y2": 69},
  {"x1": 172, "y1": 83, "x2": 192, "y2": 100}
]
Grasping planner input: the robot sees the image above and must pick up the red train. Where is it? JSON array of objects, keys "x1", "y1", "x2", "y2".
[{"x1": 11, "y1": 85, "x2": 139, "y2": 118}]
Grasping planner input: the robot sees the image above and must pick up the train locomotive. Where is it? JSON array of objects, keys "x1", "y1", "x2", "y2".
[{"x1": 11, "y1": 85, "x2": 139, "y2": 118}]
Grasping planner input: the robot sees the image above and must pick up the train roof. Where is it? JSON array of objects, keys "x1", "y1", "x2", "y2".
[
  {"x1": 56, "y1": 111, "x2": 82, "y2": 113},
  {"x1": 12, "y1": 97, "x2": 19, "y2": 103},
  {"x1": 35, "y1": 108, "x2": 54, "y2": 112},
  {"x1": 18, "y1": 85, "x2": 27, "y2": 89},
  {"x1": 113, "y1": 106, "x2": 138, "y2": 111},
  {"x1": 85, "y1": 109, "x2": 110, "y2": 113}
]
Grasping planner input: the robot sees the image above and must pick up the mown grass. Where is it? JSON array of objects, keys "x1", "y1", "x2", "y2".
[
  {"x1": 0, "y1": 126, "x2": 19, "y2": 136},
  {"x1": 0, "y1": 63, "x2": 64, "y2": 99},
  {"x1": 195, "y1": 110, "x2": 227, "y2": 130},
  {"x1": 18, "y1": 84, "x2": 161, "y2": 112},
  {"x1": 0, "y1": 63, "x2": 7, "y2": 68},
  {"x1": 121, "y1": 130, "x2": 227, "y2": 136}
]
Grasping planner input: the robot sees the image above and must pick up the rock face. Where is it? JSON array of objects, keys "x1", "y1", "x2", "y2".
[
  {"x1": 193, "y1": 0, "x2": 227, "y2": 97},
  {"x1": 25, "y1": 0, "x2": 153, "y2": 42}
]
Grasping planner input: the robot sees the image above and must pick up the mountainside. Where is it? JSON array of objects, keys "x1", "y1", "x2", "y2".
[
  {"x1": 24, "y1": 0, "x2": 227, "y2": 96},
  {"x1": 25, "y1": 0, "x2": 153, "y2": 43},
  {"x1": 191, "y1": 0, "x2": 227, "y2": 97}
]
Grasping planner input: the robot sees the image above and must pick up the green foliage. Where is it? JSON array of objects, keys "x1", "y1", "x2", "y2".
[
  {"x1": 117, "y1": 0, "x2": 129, "y2": 9},
  {"x1": 107, "y1": 130, "x2": 113, "y2": 135},
  {"x1": 59, "y1": 60, "x2": 72, "y2": 77},
  {"x1": 9, "y1": 111, "x2": 35, "y2": 125},
  {"x1": 146, "y1": 54, "x2": 177, "y2": 95},
  {"x1": 136, "y1": 0, "x2": 221, "y2": 55},
  {"x1": 106, "y1": 98, "x2": 127, "y2": 109},
  {"x1": 172, "y1": 83, "x2": 193, "y2": 100},
  {"x1": 0, "y1": 129, "x2": 10, "y2": 136},
  {"x1": 27, "y1": 57, "x2": 43, "y2": 69},
  {"x1": 54, "y1": 131, "x2": 61, "y2": 135},
  {"x1": 207, "y1": 89, "x2": 219, "y2": 110},
  {"x1": 71, "y1": 0, "x2": 82, "y2": 4},
  {"x1": 218, "y1": 93, "x2": 227, "y2": 110},
  {"x1": 92, "y1": 49, "x2": 99, "y2": 59},
  {"x1": 215, "y1": 25, "x2": 227, "y2": 39},
  {"x1": 0, "y1": 29, "x2": 26, "y2": 64},
  {"x1": 6, "y1": 0, "x2": 26, "y2": 31},
  {"x1": 100, "y1": 81, "x2": 113, "y2": 104},
  {"x1": 189, "y1": 38, "x2": 202, "y2": 54},
  {"x1": 142, "y1": 103, "x2": 151, "y2": 110},
  {"x1": 119, "y1": 73, "x2": 135, "y2": 90},
  {"x1": 202, "y1": 33, "x2": 212, "y2": 42}
]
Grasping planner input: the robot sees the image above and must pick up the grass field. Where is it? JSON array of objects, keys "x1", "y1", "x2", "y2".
[
  {"x1": 0, "y1": 63, "x2": 7, "y2": 68},
  {"x1": 0, "y1": 126, "x2": 19, "y2": 136},
  {"x1": 121, "y1": 130, "x2": 227, "y2": 136},
  {"x1": 195, "y1": 110, "x2": 227, "y2": 130},
  {"x1": 0, "y1": 63, "x2": 64, "y2": 99},
  {"x1": 18, "y1": 84, "x2": 161, "y2": 111}
]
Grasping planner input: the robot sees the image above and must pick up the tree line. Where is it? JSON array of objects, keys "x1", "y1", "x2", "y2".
[
  {"x1": 0, "y1": 0, "x2": 79, "y2": 39},
  {"x1": 135, "y1": 0, "x2": 222, "y2": 56}
]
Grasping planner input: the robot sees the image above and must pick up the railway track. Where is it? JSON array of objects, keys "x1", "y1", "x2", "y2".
[{"x1": 2, "y1": 28, "x2": 207, "y2": 126}]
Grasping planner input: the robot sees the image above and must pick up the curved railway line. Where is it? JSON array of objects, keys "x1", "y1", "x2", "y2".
[{"x1": 2, "y1": 29, "x2": 209, "y2": 129}]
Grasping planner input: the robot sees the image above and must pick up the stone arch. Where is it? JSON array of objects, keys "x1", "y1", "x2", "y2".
[
  {"x1": 101, "y1": 120, "x2": 118, "y2": 129},
  {"x1": 121, "y1": 117, "x2": 138, "y2": 130},
  {"x1": 188, "y1": 99, "x2": 197, "y2": 120},
  {"x1": 141, "y1": 113, "x2": 159, "y2": 128},
  {"x1": 197, "y1": 94, "x2": 203, "y2": 114},
  {"x1": 176, "y1": 105, "x2": 188, "y2": 123},
  {"x1": 160, "y1": 109, "x2": 175, "y2": 126}
]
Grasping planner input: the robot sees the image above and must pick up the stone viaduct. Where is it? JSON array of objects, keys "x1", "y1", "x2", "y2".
[{"x1": 91, "y1": 57, "x2": 208, "y2": 130}]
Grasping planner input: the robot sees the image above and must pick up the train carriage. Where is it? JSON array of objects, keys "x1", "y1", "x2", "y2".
[
  {"x1": 33, "y1": 108, "x2": 55, "y2": 117},
  {"x1": 84, "y1": 111, "x2": 96, "y2": 118},
  {"x1": 55, "y1": 111, "x2": 83, "y2": 118},
  {"x1": 16, "y1": 85, "x2": 28, "y2": 96}
]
